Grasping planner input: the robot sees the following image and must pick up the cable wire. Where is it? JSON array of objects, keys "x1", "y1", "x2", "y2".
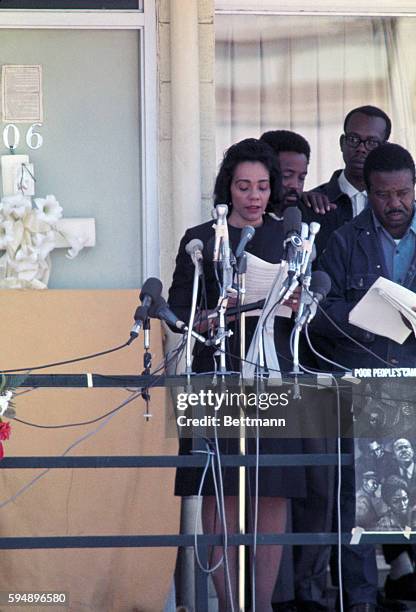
[
  {"x1": 0, "y1": 390, "x2": 141, "y2": 510},
  {"x1": 304, "y1": 324, "x2": 350, "y2": 372},
  {"x1": 11, "y1": 341, "x2": 186, "y2": 430},
  {"x1": 1, "y1": 341, "x2": 131, "y2": 373},
  {"x1": 314, "y1": 302, "x2": 393, "y2": 367}
]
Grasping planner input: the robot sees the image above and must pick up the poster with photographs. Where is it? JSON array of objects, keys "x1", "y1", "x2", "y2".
[{"x1": 354, "y1": 378, "x2": 416, "y2": 532}]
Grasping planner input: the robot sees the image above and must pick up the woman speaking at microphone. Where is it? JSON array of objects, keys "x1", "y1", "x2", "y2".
[{"x1": 168, "y1": 138, "x2": 305, "y2": 611}]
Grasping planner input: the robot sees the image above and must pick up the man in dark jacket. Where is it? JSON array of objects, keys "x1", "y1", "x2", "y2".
[
  {"x1": 260, "y1": 128, "x2": 399, "y2": 612},
  {"x1": 308, "y1": 105, "x2": 391, "y2": 255},
  {"x1": 315, "y1": 143, "x2": 416, "y2": 605},
  {"x1": 315, "y1": 143, "x2": 416, "y2": 368},
  {"x1": 260, "y1": 130, "x2": 337, "y2": 612}
]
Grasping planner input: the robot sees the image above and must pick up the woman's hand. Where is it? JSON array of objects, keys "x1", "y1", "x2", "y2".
[
  {"x1": 194, "y1": 296, "x2": 239, "y2": 333},
  {"x1": 282, "y1": 285, "x2": 302, "y2": 313}
]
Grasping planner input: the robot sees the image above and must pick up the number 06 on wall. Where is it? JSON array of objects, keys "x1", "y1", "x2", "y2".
[{"x1": 3, "y1": 123, "x2": 43, "y2": 151}]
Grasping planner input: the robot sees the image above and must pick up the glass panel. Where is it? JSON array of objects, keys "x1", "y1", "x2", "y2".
[
  {"x1": 215, "y1": 14, "x2": 416, "y2": 188},
  {"x1": 0, "y1": 29, "x2": 143, "y2": 289}
]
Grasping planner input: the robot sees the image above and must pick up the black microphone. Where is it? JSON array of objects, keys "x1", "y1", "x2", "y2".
[
  {"x1": 283, "y1": 207, "x2": 303, "y2": 280},
  {"x1": 296, "y1": 270, "x2": 331, "y2": 328},
  {"x1": 149, "y1": 296, "x2": 209, "y2": 345},
  {"x1": 130, "y1": 277, "x2": 163, "y2": 341},
  {"x1": 235, "y1": 225, "x2": 255, "y2": 259},
  {"x1": 224, "y1": 298, "x2": 265, "y2": 317},
  {"x1": 149, "y1": 296, "x2": 185, "y2": 330}
]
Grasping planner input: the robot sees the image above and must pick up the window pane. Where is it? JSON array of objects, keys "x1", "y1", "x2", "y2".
[
  {"x1": 215, "y1": 14, "x2": 416, "y2": 188},
  {"x1": 0, "y1": 29, "x2": 142, "y2": 289}
]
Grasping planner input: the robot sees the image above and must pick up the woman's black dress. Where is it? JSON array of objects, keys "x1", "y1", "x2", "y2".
[{"x1": 168, "y1": 214, "x2": 306, "y2": 498}]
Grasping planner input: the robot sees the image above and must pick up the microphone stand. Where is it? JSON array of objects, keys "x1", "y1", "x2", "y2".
[
  {"x1": 141, "y1": 317, "x2": 152, "y2": 419},
  {"x1": 216, "y1": 287, "x2": 229, "y2": 375},
  {"x1": 291, "y1": 222, "x2": 320, "y2": 397},
  {"x1": 236, "y1": 252, "x2": 247, "y2": 612},
  {"x1": 185, "y1": 263, "x2": 200, "y2": 375},
  {"x1": 291, "y1": 288, "x2": 309, "y2": 400}
]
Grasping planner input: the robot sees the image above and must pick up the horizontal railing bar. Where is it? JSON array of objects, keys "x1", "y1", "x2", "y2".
[
  {"x1": 0, "y1": 454, "x2": 353, "y2": 469},
  {"x1": 8, "y1": 372, "x2": 349, "y2": 388},
  {"x1": 0, "y1": 532, "x2": 413, "y2": 549}
]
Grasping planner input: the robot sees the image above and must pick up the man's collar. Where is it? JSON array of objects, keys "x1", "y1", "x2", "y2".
[{"x1": 338, "y1": 170, "x2": 367, "y2": 198}]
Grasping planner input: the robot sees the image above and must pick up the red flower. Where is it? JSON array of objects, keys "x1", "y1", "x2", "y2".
[
  {"x1": 0, "y1": 441, "x2": 3, "y2": 459},
  {"x1": 0, "y1": 421, "x2": 11, "y2": 441}
]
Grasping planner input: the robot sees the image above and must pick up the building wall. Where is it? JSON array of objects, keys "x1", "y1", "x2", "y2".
[{"x1": 158, "y1": 0, "x2": 216, "y2": 289}]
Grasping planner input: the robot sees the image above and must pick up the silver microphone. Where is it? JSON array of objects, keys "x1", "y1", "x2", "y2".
[
  {"x1": 185, "y1": 238, "x2": 204, "y2": 276},
  {"x1": 212, "y1": 204, "x2": 228, "y2": 262},
  {"x1": 235, "y1": 225, "x2": 255, "y2": 259},
  {"x1": 296, "y1": 270, "x2": 331, "y2": 329},
  {"x1": 282, "y1": 207, "x2": 303, "y2": 281}
]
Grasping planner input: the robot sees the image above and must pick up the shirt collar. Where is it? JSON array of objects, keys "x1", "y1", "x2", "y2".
[{"x1": 338, "y1": 170, "x2": 367, "y2": 199}]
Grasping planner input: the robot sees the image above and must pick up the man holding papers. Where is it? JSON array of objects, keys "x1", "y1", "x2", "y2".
[
  {"x1": 314, "y1": 142, "x2": 416, "y2": 369},
  {"x1": 313, "y1": 142, "x2": 416, "y2": 604}
]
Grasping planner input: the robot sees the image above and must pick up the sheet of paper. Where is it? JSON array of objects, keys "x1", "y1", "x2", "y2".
[
  {"x1": 349, "y1": 276, "x2": 416, "y2": 344},
  {"x1": 2, "y1": 65, "x2": 43, "y2": 123},
  {"x1": 243, "y1": 251, "x2": 291, "y2": 318}
]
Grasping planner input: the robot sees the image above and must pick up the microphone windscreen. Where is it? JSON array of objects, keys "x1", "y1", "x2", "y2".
[
  {"x1": 283, "y1": 206, "x2": 302, "y2": 236},
  {"x1": 185, "y1": 238, "x2": 204, "y2": 256},
  {"x1": 216, "y1": 203, "x2": 228, "y2": 217},
  {"x1": 148, "y1": 295, "x2": 165, "y2": 316},
  {"x1": 310, "y1": 270, "x2": 331, "y2": 297},
  {"x1": 139, "y1": 277, "x2": 163, "y2": 301},
  {"x1": 241, "y1": 225, "x2": 255, "y2": 241}
]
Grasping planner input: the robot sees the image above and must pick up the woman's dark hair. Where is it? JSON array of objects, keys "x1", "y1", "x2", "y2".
[
  {"x1": 214, "y1": 138, "x2": 282, "y2": 214},
  {"x1": 364, "y1": 143, "x2": 416, "y2": 191},
  {"x1": 381, "y1": 475, "x2": 408, "y2": 507}
]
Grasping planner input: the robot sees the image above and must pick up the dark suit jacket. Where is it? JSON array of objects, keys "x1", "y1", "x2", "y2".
[
  {"x1": 308, "y1": 169, "x2": 355, "y2": 256},
  {"x1": 167, "y1": 214, "x2": 296, "y2": 372},
  {"x1": 313, "y1": 208, "x2": 416, "y2": 369}
]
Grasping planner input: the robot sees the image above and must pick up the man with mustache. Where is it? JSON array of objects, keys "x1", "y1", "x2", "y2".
[
  {"x1": 260, "y1": 129, "x2": 311, "y2": 214},
  {"x1": 314, "y1": 143, "x2": 416, "y2": 607},
  {"x1": 390, "y1": 439, "x2": 416, "y2": 499},
  {"x1": 259, "y1": 129, "x2": 389, "y2": 612},
  {"x1": 259, "y1": 130, "x2": 333, "y2": 612},
  {"x1": 316, "y1": 142, "x2": 416, "y2": 368},
  {"x1": 260, "y1": 129, "x2": 337, "y2": 232}
]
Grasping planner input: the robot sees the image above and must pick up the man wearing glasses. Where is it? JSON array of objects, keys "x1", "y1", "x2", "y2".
[
  {"x1": 291, "y1": 107, "x2": 402, "y2": 612},
  {"x1": 309, "y1": 105, "x2": 391, "y2": 254}
]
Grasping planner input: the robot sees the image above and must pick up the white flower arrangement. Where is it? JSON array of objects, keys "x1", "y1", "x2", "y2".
[{"x1": 0, "y1": 194, "x2": 86, "y2": 289}]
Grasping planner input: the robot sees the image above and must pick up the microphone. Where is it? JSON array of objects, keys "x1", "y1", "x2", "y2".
[
  {"x1": 185, "y1": 238, "x2": 204, "y2": 276},
  {"x1": 212, "y1": 204, "x2": 228, "y2": 262},
  {"x1": 149, "y1": 296, "x2": 210, "y2": 346},
  {"x1": 224, "y1": 298, "x2": 265, "y2": 317},
  {"x1": 149, "y1": 296, "x2": 185, "y2": 330},
  {"x1": 282, "y1": 207, "x2": 303, "y2": 280},
  {"x1": 130, "y1": 277, "x2": 163, "y2": 340},
  {"x1": 212, "y1": 203, "x2": 233, "y2": 292},
  {"x1": 295, "y1": 244, "x2": 316, "y2": 327},
  {"x1": 295, "y1": 270, "x2": 331, "y2": 329},
  {"x1": 300, "y1": 222, "x2": 309, "y2": 241},
  {"x1": 235, "y1": 225, "x2": 255, "y2": 259}
]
